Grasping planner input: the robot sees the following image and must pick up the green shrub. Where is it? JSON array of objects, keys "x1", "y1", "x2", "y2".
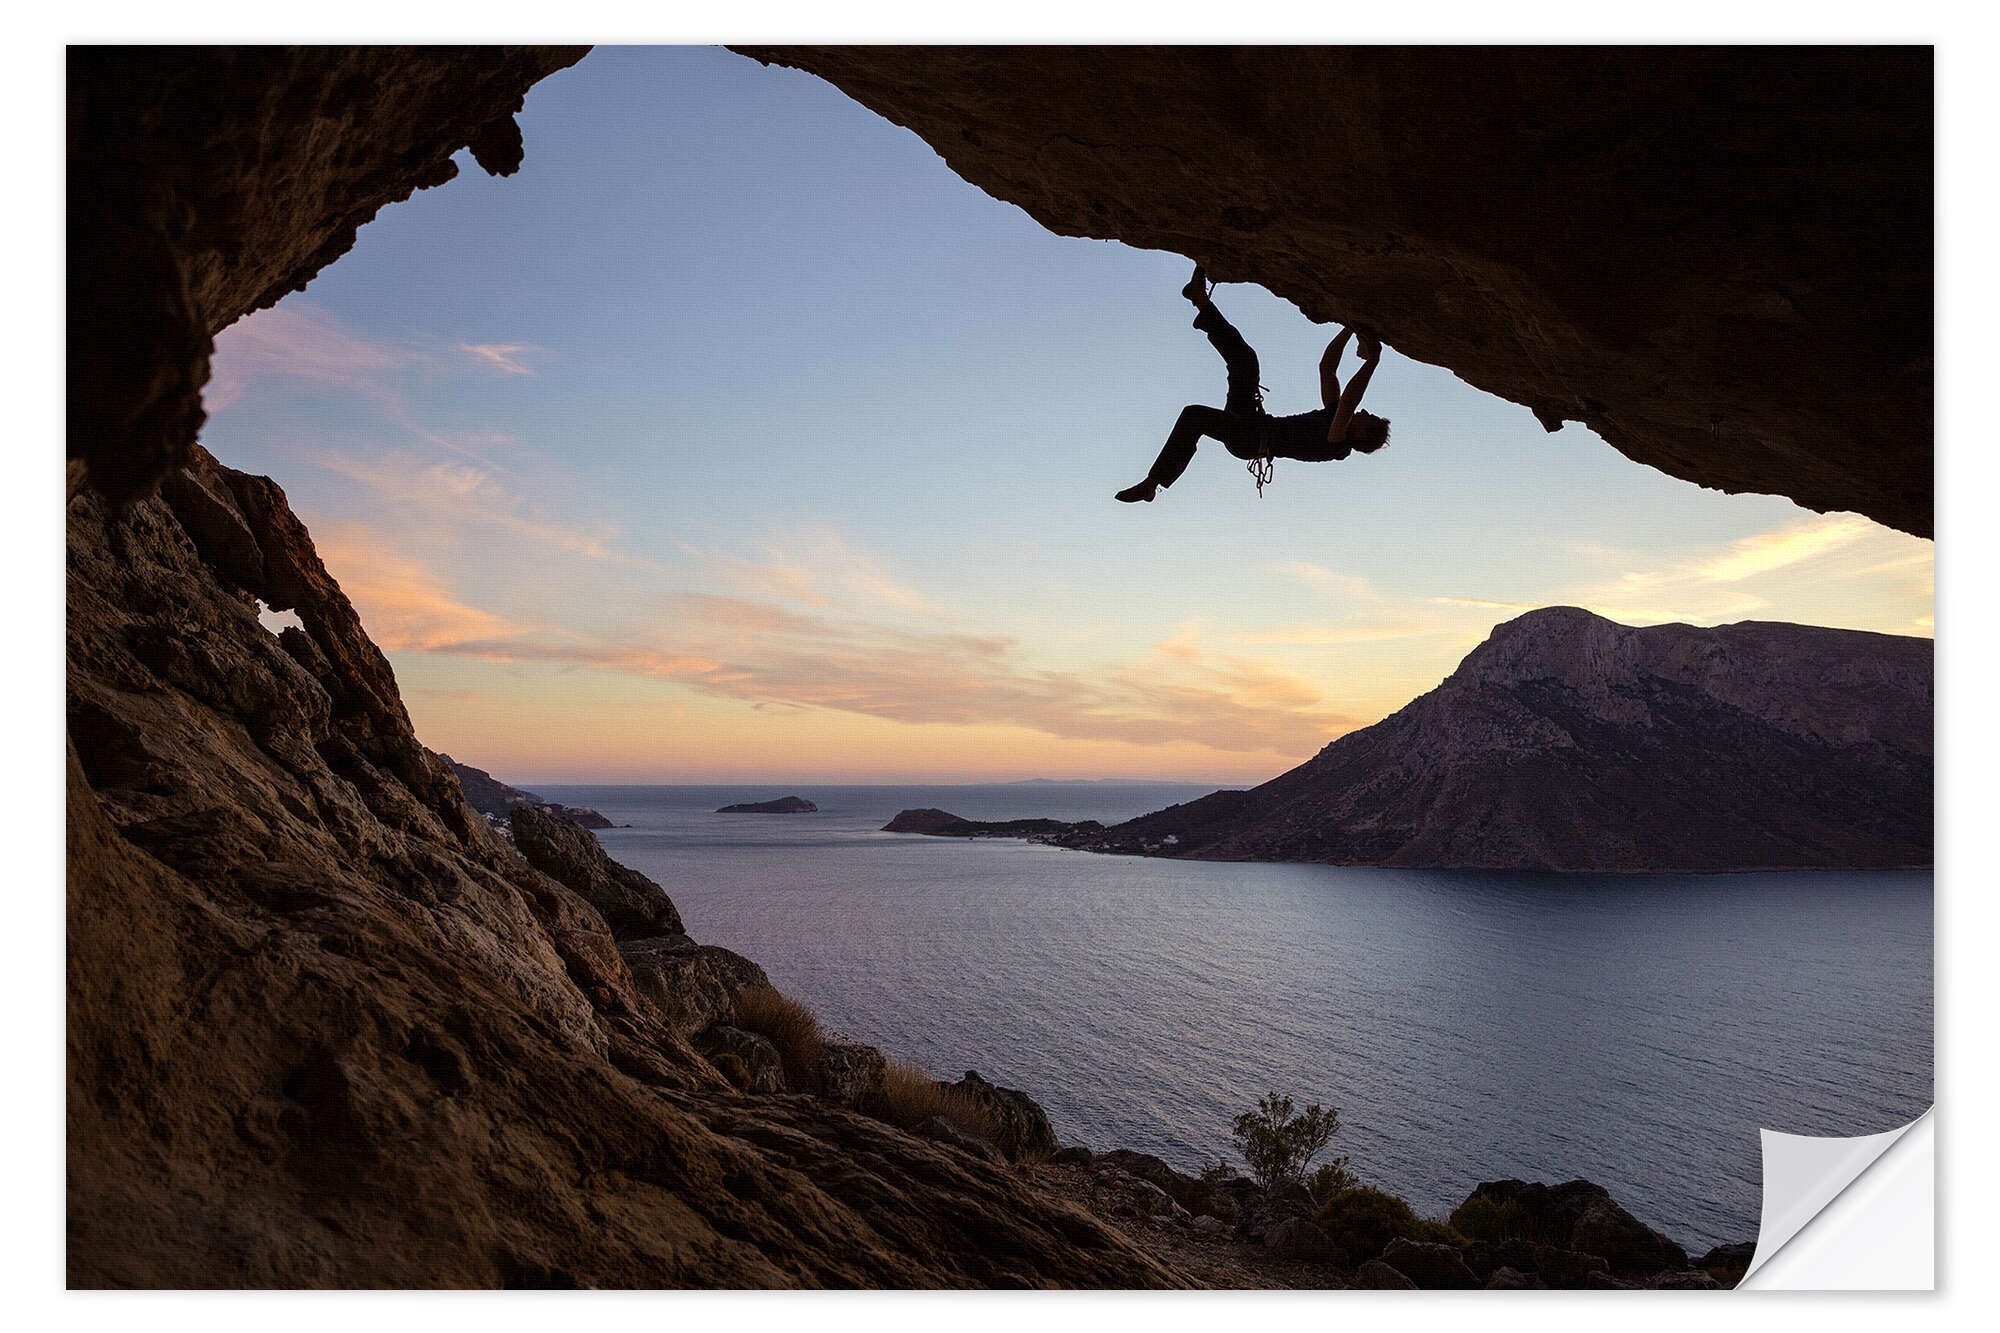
[
  {"x1": 1231, "y1": 1091, "x2": 1340, "y2": 1194},
  {"x1": 1316, "y1": 1186, "x2": 1463, "y2": 1260},
  {"x1": 709, "y1": 1051, "x2": 751, "y2": 1090},
  {"x1": 1305, "y1": 1157, "x2": 1359, "y2": 1204},
  {"x1": 1448, "y1": 1191, "x2": 1567, "y2": 1245}
]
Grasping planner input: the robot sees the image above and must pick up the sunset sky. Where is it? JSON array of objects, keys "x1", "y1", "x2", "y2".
[{"x1": 200, "y1": 46, "x2": 1934, "y2": 785}]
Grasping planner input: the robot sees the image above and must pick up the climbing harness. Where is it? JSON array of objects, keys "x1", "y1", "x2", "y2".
[
  {"x1": 1247, "y1": 396, "x2": 1275, "y2": 496},
  {"x1": 1246, "y1": 450, "x2": 1275, "y2": 496}
]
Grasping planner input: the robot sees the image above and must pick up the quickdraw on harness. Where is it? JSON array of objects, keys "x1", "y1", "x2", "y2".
[{"x1": 1245, "y1": 384, "x2": 1275, "y2": 496}]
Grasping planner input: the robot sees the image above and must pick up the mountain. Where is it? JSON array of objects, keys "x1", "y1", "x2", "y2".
[{"x1": 1080, "y1": 608, "x2": 1932, "y2": 871}]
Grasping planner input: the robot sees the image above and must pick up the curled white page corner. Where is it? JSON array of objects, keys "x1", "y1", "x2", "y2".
[{"x1": 1740, "y1": 1107, "x2": 1934, "y2": 1290}]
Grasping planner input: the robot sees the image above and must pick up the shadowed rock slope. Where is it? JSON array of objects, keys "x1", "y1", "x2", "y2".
[
  {"x1": 746, "y1": 47, "x2": 1932, "y2": 535},
  {"x1": 1082, "y1": 608, "x2": 1931, "y2": 871},
  {"x1": 67, "y1": 446, "x2": 1172, "y2": 1288}
]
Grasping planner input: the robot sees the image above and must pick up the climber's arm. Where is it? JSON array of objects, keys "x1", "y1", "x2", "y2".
[
  {"x1": 1329, "y1": 332, "x2": 1382, "y2": 442},
  {"x1": 1318, "y1": 328, "x2": 1354, "y2": 410}
]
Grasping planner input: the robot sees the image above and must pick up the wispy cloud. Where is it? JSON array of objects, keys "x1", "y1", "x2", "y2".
[
  {"x1": 208, "y1": 304, "x2": 412, "y2": 411},
  {"x1": 313, "y1": 449, "x2": 665, "y2": 573},
  {"x1": 1278, "y1": 561, "x2": 1383, "y2": 603},
  {"x1": 315, "y1": 520, "x2": 1349, "y2": 759},
  {"x1": 461, "y1": 342, "x2": 536, "y2": 375},
  {"x1": 1688, "y1": 514, "x2": 1875, "y2": 583},
  {"x1": 1436, "y1": 513, "x2": 1932, "y2": 634}
]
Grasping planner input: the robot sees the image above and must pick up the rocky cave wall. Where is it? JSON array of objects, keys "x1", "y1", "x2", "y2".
[
  {"x1": 66, "y1": 46, "x2": 1171, "y2": 1288},
  {"x1": 747, "y1": 46, "x2": 1933, "y2": 536}
]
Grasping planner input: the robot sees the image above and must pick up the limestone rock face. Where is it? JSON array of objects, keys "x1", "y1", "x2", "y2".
[
  {"x1": 510, "y1": 804, "x2": 682, "y2": 940},
  {"x1": 820, "y1": 1041, "x2": 890, "y2": 1110},
  {"x1": 615, "y1": 934, "x2": 772, "y2": 1036},
  {"x1": 745, "y1": 46, "x2": 1932, "y2": 536},
  {"x1": 1084, "y1": 607, "x2": 1932, "y2": 871},
  {"x1": 66, "y1": 447, "x2": 1172, "y2": 1288}
]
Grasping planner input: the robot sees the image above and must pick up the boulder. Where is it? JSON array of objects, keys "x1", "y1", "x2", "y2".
[
  {"x1": 1696, "y1": 1241, "x2": 1757, "y2": 1271},
  {"x1": 1190, "y1": 1215, "x2": 1229, "y2": 1237},
  {"x1": 510, "y1": 804, "x2": 681, "y2": 940},
  {"x1": 698, "y1": 1025, "x2": 785, "y2": 1093},
  {"x1": 1091, "y1": 1170, "x2": 1185, "y2": 1221},
  {"x1": 1454, "y1": 1178, "x2": 1688, "y2": 1276},
  {"x1": 1264, "y1": 1217, "x2": 1346, "y2": 1264},
  {"x1": 943, "y1": 1070, "x2": 1058, "y2": 1159},
  {"x1": 918, "y1": 1117, "x2": 1006, "y2": 1165},
  {"x1": 1488, "y1": 1238, "x2": 1612, "y2": 1290},
  {"x1": 1050, "y1": 1146, "x2": 1094, "y2": 1168},
  {"x1": 818, "y1": 1040, "x2": 887, "y2": 1109},
  {"x1": 1351, "y1": 1259, "x2": 1419, "y2": 1290},
  {"x1": 616, "y1": 935, "x2": 769, "y2": 1034},
  {"x1": 1572, "y1": 1196, "x2": 1690, "y2": 1277},
  {"x1": 1380, "y1": 1237, "x2": 1481, "y2": 1290},
  {"x1": 1093, "y1": 1149, "x2": 1208, "y2": 1213},
  {"x1": 1485, "y1": 1266, "x2": 1539, "y2": 1290}
]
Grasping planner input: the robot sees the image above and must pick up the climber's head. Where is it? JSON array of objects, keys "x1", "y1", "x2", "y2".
[{"x1": 1348, "y1": 411, "x2": 1391, "y2": 454}]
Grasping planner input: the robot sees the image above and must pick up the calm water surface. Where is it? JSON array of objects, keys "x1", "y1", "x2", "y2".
[{"x1": 540, "y1": 781, "x2": 1933, "y2": 1252}]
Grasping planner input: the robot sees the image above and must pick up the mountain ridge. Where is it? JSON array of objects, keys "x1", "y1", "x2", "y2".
[{"x1": 1073, "y1": 608, "x2": 1931, "y2": 872}]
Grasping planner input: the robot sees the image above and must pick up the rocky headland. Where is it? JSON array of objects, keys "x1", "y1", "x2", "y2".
[
  {"x1": 446, "y1": 756, "x2": 616, "y2": 830},
  {"x1": 911, "y1": 609, "x2": 1932, "y2": 873},
  {"x1": 718, "y1": 796, "x2": 819, "y2": 814},
  {"x1": 1070, "y1": 609, "x2": 1932, "y2": 871}
]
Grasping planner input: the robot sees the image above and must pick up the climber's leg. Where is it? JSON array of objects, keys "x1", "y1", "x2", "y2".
[
  {"x1": 1117, "y1": 405, "x2": 1262, "y2": 502},
  {"x1": 1192, "y1": 302, "x2": 1264, "y2": 416}
]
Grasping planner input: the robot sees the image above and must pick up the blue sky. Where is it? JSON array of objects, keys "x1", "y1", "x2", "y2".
[{"x1": 201, "y1": 46, "x2": 1932, "y2": 783}]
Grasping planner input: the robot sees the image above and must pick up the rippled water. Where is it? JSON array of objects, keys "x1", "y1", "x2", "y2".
[{"x1": 540, "y1": 781, "x2": 1933, "y2": 1253}]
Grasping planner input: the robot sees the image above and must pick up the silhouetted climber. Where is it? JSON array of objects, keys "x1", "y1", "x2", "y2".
[{"x1": 1117, "y1": 266, "x2": 1391, "y2": 502}]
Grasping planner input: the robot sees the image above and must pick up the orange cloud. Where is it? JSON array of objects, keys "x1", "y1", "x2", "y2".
[
  {"x1": 315, "y1": 520, "x2": 1352, "y2": 759},
  {"x1": 314, "y1": 525, "x2": 524, "y2": 652}
]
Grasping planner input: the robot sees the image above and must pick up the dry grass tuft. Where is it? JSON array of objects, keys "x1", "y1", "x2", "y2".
[
  {"x1": 875, "y1": 1058, "x2": 943, "y2": 1128},
  {"x1": 874, "y1": 1058, "x2": 1006, "y2": 1148},
  {"x1": 731, "y1": 985, "x2": 824, "y2": 1091}
]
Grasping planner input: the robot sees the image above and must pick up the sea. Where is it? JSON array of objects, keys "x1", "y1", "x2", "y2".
[{"x1": 537, "y1": 780, "x2": 1934, "y2": 1253}]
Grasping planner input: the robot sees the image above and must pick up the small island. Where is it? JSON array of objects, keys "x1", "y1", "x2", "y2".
[{"x1": 717, "y1": 796, "x2": 819, "y2": 814}]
